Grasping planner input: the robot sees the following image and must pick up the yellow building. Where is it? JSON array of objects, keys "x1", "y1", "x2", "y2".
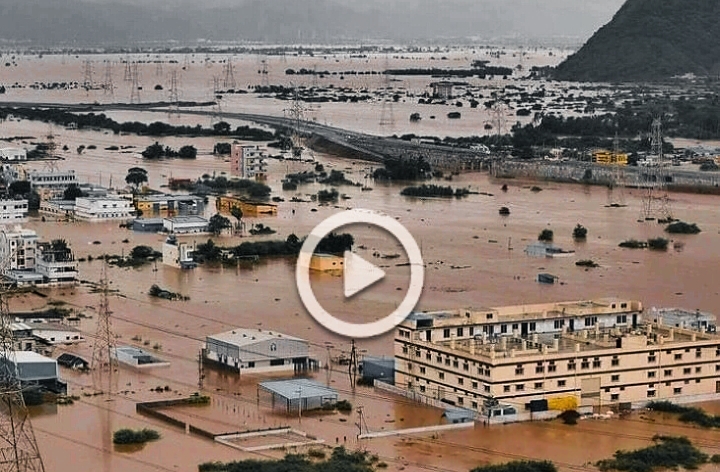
[
  {"x1": 309, "y1": 254, "x2": 344, "y2": 272},
  {"x1": 134, "y1": 194, "x2": 203, "y2": 216},
  {"x1": 395, "y1": 299, "x2": 720, "y2": 418},
  {"x1": 593, "y1": 150, "x2": 628, "y2": 165},
  {"x1": 215, "y1": 196, "x2": 278, "y2": 217}
]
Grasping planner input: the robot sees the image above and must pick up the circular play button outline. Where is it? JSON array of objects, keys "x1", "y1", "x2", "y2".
[{"x1": 296, "y1": 209, "x2": 424, "y2": 339}]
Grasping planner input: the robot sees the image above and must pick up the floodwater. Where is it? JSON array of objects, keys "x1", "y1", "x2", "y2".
[{"x1": 2, "y1": 52, "x2": 720, "y2": 472}]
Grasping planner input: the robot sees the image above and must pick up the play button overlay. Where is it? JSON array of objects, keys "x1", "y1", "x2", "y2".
[
  {"x1": 344, "y1": 251, "x2": 386, "y2": 298},
  {"x1": 296, "y1": 209, "x2": 424, "y2": 339}
]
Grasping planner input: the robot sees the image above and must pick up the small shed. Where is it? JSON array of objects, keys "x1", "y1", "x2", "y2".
[
  {"x1": 113, "y1": 346, "x2": 170, "y2": 369},
  {"x1": 537, "y1": 273, "x2": 559, "y2": 284},
  {"x1": 360, "y1": 356, "x2": 395, "y2": 383},
  {"x1": 258, "y1": 378, "x2": 338, "y2": 413},
  {"x1": 57, "y1": 353, "x2": 89, "y2": 370},
  {"x1": 443, "y1": 407, "x2": 476, "y2": 423}
]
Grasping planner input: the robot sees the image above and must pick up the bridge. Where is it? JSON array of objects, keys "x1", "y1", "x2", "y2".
[{"x1": 0, "y1": 101, "x2": 485, "y2": 171}]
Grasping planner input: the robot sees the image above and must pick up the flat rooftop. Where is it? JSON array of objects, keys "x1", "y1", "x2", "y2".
[
  {"x1": 164, "y1": 216, "x2": 208, "y2": 224},
  {"x1": 259, "y1": 378, "x2": 337, "y2": 401},
  {"x1": 208, "y1": 328, "x2": 305, "y2": 348},
  {"x1": 3, "y1": 351, "x2": 55, "y2": 364}
]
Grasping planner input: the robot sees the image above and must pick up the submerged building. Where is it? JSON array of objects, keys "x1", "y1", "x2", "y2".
[
  {"x1": 231, "y1": 144, "x2": 268, "y2": 180},
  {"x1": 394, "y1": 298, "x2": 720, "y2": 420}
]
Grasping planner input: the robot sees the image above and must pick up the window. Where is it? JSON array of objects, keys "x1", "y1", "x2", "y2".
[
  {"x1": 683, "y1": 368, "x2": 691, "y2": 375},
  {"x1": 674, "y1": 353, "x2": 682, "y2": 360},
  {"x1": 554, "y1": 320, "x2": 565, "y2": 329},
  {"x1": 696, "y1": 348, "x2": 702, "y2": 359},
  {"x1": 472, "y1": 401, "x2": 478, "y2": 409},
  {"x1": 581, "y1": 361, "x2": 590, "y2": 370},
  {"x1": 463, "y1": 363, "x2": 469, "y2": 371},
  {"x1": 484, "y1": 385, "x2": 491, "y2": 393},
  {"x1": 568, "y1": 362, "x2": 576, "y2": 371},
  {"x1": 648, "y1": 371, "x2": 656, "y2": 378},
  {"x1": 458, "y1": 378, "x2": 464, "y2": 385},
  {"x1": 616, "y1": 315, "x2": 627, "y2": 324},
  {"x1": 584, "y1": 316, "x2": 598, "y2": 327},
  {"x1": 611, "y1": 393, "x2": 620, "y2": 401},
  {"x1": 516, "y1": 384, "x2": 524, "y2": 391},
  {"x1": 504, "y1": 385, "x2": 511, "y2": 393},
  {"x1": 472, "y1": 381, "x2": 478, "y2": 389},
  {"x1": 486, "y1": 313, "x2": 494, "y2": 320},
  {"x1": 501, "y1": 324, "x2": 508, "y2": 334},
  {"x1": 439, "y1": 372, "x2": 445, "y2": 380},
  {"x1": 453, "y1": 360, "x2": 459, "y2": 368},
  {"x1": 515, "y1": 365, "x2": 524, "y2": 375},
  {"x1": 458, "y1": 397, "x2": 464, "y2": 405},
  {"x1": 247, "y1": 361, "x2": 255, "y2": 368},
  {"x1": 696, "y1": 367, "x2": 702, "y2": 374},
  {"x1": 415, "y1": 350, "x2": 421, "y2": 357},
  {"x1": 426, "y1": 353, "x2": 432, "y2": 361},
  {"x1": 548, "y1": 363, "x2": 557, "y2": 373},
  {"x1": 558, "y1": 380, "x2": 566, "y2": 387},
  {"x1": 664, "y1": 369, "x2": 673, "y2": 377},
  {"x1": 270, "y1": 359, "x2": 284, "y2": 366},
  {"x1": 419, "y1": 385, "x2": 426, "y2": 393},
  {"x1": 621, "y1": 303, "x2": 627, "y2": 309},
  {"x1": 674, "y1": 387, "x2": 682, "y2": 395},
  {"x1": 512, "y1": 323, "x2": 519, "y2": 331},
  {"x1": 647, "y1": 390, "x2": 656, "y2": 398},
  {"x1": 696, "y1": 379, "x2": 701, "y2": 384},
  {"x1": 534, "y1": 382, "x2": 543, "y2": 389},
  {"x1": 457, "y1": 327, "x2": 464, "y2": 337},
  {"x1": 648, "y1": 355, "x2": 657, "y2": 363},
  {"x1": 469, "y1": 327, "x2": 474, "y2": 336},
  {"x1": 443, "y1": 329, "x2": 450, "y2": 338},
  {"x1": 402, "y1": 346, "x2": 408, "y2": 354},
  {"x1": 536, "y1": 365, "x2": 544, "y2": 374},
  {"x1": 445, "y1": 358, "x2": 450, "y2": 366},
  {"x1": 436, "y1": 355, "x2": 442, "y2": 363},
  {"x1": 611, "y1": 356, "x2": 620, "y2": 367},
  {"x1": 716, "y1": 365, "x2": 720, "y2": 372},
  {"x1": 592, "y1": 358, "x2": 601, "y2": 368},
  {"x1": 529, "y1": 322, "x2": 537, "y2": 332},
  {"x1": 611, "y1": 374, "x2": 620, "y2": 382},
  {"x1": 420, "y1": 367, "x2": 426, "y2": 374}
]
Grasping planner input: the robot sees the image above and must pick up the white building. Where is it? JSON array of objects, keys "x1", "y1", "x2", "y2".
[
  {"x1": 74, "y1": 196, "x2": 135, "y2": 221},
  {"x1": 204, "y1": 328, "x2": 310, "y2": 374},
  {"x1": 113, "y1": 346, "x2": 170, "y2": 369},
  {"x1": 231, "y1": 144, "x2": 268, "y2": 180},
  {"x1": 0, "y1": 225, "x2": 38, "y2": 272},
  {"x1": 0, "y1": 351, "x2": 66, "y2": 394},
  {"x1": 162, "y1": 235, "x2": 196, "y2": 269},
  {"x1": 29, "y1": 323, "x2": 85, "y2": 345},
  {"x1": 0, "y1": 200, "x2": 28, "y2": 223},
  {"x1": 163, "y1": 216, "x2": 209, "y2": 234},
  {"x1": 34, "y1": 240, "x2": 78, "y2": 284},
  {"x1": 0, "y1": 147, "x2": 27, "y2": 161}
]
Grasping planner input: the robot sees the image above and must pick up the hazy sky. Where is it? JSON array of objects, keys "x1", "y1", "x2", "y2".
[{"x1": 0, "y1": 0, "x2": 628, "y2": 45}]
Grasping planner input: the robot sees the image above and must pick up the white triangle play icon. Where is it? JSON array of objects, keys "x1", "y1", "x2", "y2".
[{"x1": 343, "y1": 251, "x2": 386, "y2": 298}]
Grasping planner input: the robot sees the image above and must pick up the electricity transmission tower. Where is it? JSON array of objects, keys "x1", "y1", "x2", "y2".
[
  {"x1": 82, "y1": 59, "x2": 94, "y2": 91},
  {"x1": 260, "y1": 59, "x2": 270, "y2": 88},
  {"x1": 102, "y1": 62, "x2": 115, "y2": 98},
  {"x1": 379, "y1": 56, "x2": 395, "y2": 128},
  {"x1": 607, "y1": 130, "x2": 626, "y2": 207},
  {"x1": 222, "y1": 57, "x2": 236, "y2": 90},
  {"x1": 0, "y1": 285, "x2": 46, "y2": 471},
  {"x1": 91, "y1": 261, "x2": 118, "y2": 394},
  {"x1": 129, "y1": 63, "x2": 141, "y2": 104},
  {"x1": 155, "y1": 59, "x2": 163, "y2": 77},
  {"x1": 123, "y1": 56, "x2": 132, "y2": 82},
  {"x1": 287, "y1": 87, "x2": 307, "y2": 156},
  {"x1": 641, "y1": 117, "x2": 672, "y2": 220},
  {"x1": 168, "y1": 69, "x2": 180, "y2": 118}
]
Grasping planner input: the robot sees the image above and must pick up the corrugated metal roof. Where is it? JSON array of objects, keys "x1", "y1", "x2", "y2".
[{"x1": 259, "y1": 378, "x2": 337, "y2": 400}]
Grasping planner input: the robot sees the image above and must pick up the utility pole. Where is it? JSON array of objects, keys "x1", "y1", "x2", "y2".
[
  {"x1": 348, "y1": 339, "x2": 358, "y2": 389},
  {"x1": 197, "y1": 350, "x2": 204, "y2": 390},
  {"x1": 356, "y1": 406, "x2": 365, "y2": 436},
  {"x1": 379, "y1": 55, "x2": 395, "y2": 128},
  {"x1": 0, "y1": 281, "x2": 46, "y2": 471}
]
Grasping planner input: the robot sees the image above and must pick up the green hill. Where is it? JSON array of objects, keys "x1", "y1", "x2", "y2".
[{"x1": 554, "y1": 0, "x2": 720, "y2": 82}]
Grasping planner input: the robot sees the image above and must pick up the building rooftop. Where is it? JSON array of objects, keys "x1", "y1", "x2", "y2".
[
  {"x1": 4, "y1": 351, "x2": 55, "y2": 364},
  {"x1": 164, "y1": 216, "x2": 208, "y2": 224},
  {"x1": 259, "y1": 378, "x2": 337, "y2": 401},
  {"x1": 208, "y1": 328, "x2": 305, "y2": 348},
  {"x1": 136, "y1": 194, "x2": 202, "y2": 202}
]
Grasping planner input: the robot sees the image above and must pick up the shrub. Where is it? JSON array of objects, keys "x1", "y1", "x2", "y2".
[
  {"x1": 665, "y1": 221, "x2": 701, "y2": 234},
  {"x1": 558, "y1": 410, "x2": 580, "y2": 425},
  {"x1": 575, "y1": 259, "x2": 598, "y2": 268},
  {"x1": 113, "y1": 428, "x2": 160, "y2": 445},
  {"x1": 619, "y1": 239, "x2": 647, "y2": 249},
  {"x1": 647, "y1": 237, "x2": 669, "y2": 251},
  {"x1": 596, "y1": 436, "x2": 708, "y2": 472},
  {"x1": 307, "y1": 449, "x2": 326, "y2": 459},
  {"x1": 335, "y1": 400, "x2": 353, "y2": 413},
  {"x1": 470, "y1": 460, "x2": 557, "y2": 472}
]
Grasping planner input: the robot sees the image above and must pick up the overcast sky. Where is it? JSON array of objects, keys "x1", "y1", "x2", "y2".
[{"x1": 0, "y1": 0, "x2": 628, "y2": 45}]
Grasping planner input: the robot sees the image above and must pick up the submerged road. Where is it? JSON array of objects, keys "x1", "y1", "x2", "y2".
[{"x1": 0, "y1": 101, "x2": 485, "y2": 169}]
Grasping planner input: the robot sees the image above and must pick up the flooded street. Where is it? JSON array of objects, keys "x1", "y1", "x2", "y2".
[{"x1": 2, "y1": 52, "x2": 720, "y2": 472}]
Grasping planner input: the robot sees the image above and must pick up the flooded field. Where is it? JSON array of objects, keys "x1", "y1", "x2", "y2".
[{"x1": 2, "y1": 51, "x2": 720, "y2": 472}]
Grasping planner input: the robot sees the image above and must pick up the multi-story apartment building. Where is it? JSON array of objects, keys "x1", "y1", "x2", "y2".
[
  {"x1": 395, "y1": 298, "x2": 720, "y2": 416},
  {"x1": 0, "y1": 226, "x2": 78, "y2": 285},
  {"x1": 0, "y1": 199, "x2": 28, "y2": 223},
  {"x1": 231, "y1": 144, "x2": 267, "y2": 180},
  {"x1": 73, "y1": 196, "x2": 135, "y2": 221},
  {"x1": 3, "y1": 166, "x2": 78, "y2": 198},
  {"x1": 0, "y1": 225, "x2": 38, "y2": 272}
]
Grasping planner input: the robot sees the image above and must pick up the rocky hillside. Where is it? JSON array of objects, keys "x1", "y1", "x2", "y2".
[{"x1": 554, "y1": 0, "x2": 720, "y2": 82}]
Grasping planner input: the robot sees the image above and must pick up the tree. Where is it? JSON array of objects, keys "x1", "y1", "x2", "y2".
[
  {"x1": 8, "y1": 180, "x2": 31, "y2": 197},
  {"x1": 63, "y1": 183, "x2": 86, "y2": 200},
  {"x1": 208, "y1": 214, "x2": 231, "y2": 236},
  {"x1": 538, "y1": 229, "x2": 554, "y2": 242},
  {"x1": 178, "y1": 145, "x2": 197, "y2": 159},
  {"x1": 230, "y1": 206, "x2": 243, "y2": 221},
  {"x1": 213, "y1": 121, "x2": 231, "y2": 134},
  {"x1": 572, "y1": 224, "x2": 588, "y2": 240},
  {"x1": 125, "y1": 167, "x2": 148, "y2": 190},
  {"x1": 142, "y1": 142, "x2": 165, "y2": 159}
]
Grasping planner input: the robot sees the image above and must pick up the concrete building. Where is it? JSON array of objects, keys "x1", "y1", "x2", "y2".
[
  {"x1": 431, "y1": 82, "x2": 455, "y2": 100},
  {"x1": 216, "y1": 195, "x2": 277, "y2": 217},
  {"x1": 394, "y1": 298, "x2": 720, "y2": 418},
  {"x1": 163, "y1": 216, "x2": 209, "y2": 235},
  {"x1": 231, "y1": 144, "x2": 268, "y2": 180},
  {"x1": 3, "y1": 166, "x2": 78, "y2": 198},
  {"x1": 524, "y1": 242, "x2": 575, "y2": 258},
  {"x1": 0, "y1": 199, "x2": 28, "y2": 223},
  {"x1": 0, "y1": 147, "x2": 27, "y2": 161},
  {"x1": 113, "y1": 346, "x2": 170, "y2": 369},
  {"x1": 39, "y1": 200, "x2": 76, "y2": 219},
  {"x1": 0, "y1": 351, "x2": 66, "y2": 394},
  {"x1": 0, "y1": 226, "x2": 78, "y2": 285},
  {"x1": 162, "y1": 235, "x2": 196, "y2": 269},
  {"x1": 74, "y1": 196, "x2": 135, "y2": 221},
  {"x1": 132, "y1": 217, "x2": 164, "y2": 233},
  {"x1": 29, "y1": 323, "x2": 85, "y2": 345},
  {"x1": 593, "y1": 150, "x2": 628, "y2": 166},
  {"x1": 134, "y1": 194, "x2": 204, "y2": 217},
  {"x1": 309, "y1": 254, "x2": 344, "y2": 272},
  {"x1": 204, "y1": 328, "x2": 310, "y2": 374}
]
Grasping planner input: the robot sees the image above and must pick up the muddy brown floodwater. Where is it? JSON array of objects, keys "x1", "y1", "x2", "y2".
[{"x1": 3, "y1": 53, "x2": 720, "y2": 472}]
